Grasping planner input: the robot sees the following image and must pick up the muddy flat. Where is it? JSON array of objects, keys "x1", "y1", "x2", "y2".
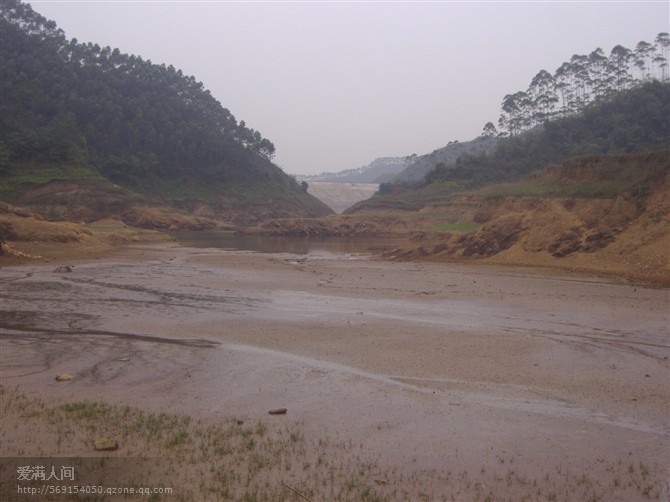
[{"x1": 1, "y1": 243, "x2": 668, "y2": 500}]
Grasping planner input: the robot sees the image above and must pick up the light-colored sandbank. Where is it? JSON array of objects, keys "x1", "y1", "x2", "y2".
[{"x1": 1, "y1": 244, "x2": 668, "y2": 501}]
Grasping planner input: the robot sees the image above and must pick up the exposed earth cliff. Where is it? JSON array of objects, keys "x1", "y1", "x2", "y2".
[
  {"x1": 249, "y1": 152, "x2": 670, "y2": 285},
  {"x1": 3, "y1": 152, "x2": 668, "y2": 285}
]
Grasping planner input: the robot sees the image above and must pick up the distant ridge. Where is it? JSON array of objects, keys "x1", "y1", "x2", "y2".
[
  {"x1": 295, "y1": 157, "x2": 411, "y2": 183},
  {"x1": 394, "y1": 136, "x2": 499, "y2": 183}
]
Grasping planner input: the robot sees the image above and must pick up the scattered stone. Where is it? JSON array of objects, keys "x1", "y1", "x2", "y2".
[
  {"x1": 55, "y1": 373, "x2": 73, "y2": 381},
  {"x1": 285, "y1": 257, "x2": 307, "y2": 265},
  {"x1": 54, "y1": 265, "x2": 73, "y2": 273},
  {"x1": 94, "y1": 438, "x2": 119, "y2": 451},
  {"x1": 268, "y1": 408, "x2": 287, "y2": 415}
]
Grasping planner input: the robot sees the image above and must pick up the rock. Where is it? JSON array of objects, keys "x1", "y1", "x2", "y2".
[
  {"x1": 456, "y1": 214, "x2": 525, "y2": 258},
  {"x1": 548, "y1": 229, "x2": 582, "y2": 257},
  {"x1": 582, "y1": 230, "x2": 615, "y2": 252},
  {"x1": 268, "y1": 408, "x2": 287, "y2": 415},
  {"x1": 94, "y1": 438, "x2": 119, "y2": 451},
  {"x1": 55, "y1": 373, "x2": 73, "y2": 381},
  {"x1": 54, "y1": 265, "x2": 73, "y2": 273}
]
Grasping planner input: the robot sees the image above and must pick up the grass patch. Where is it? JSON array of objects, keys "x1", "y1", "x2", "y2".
[
  {"x1": 1, "y1": 162, "x2": 104, "y2": 186},
  {"x1": 0, "y1": 162, "x2": 105, "y2": 200},
  {"x1": 350, "y1": 181, "x2": 467, "y2": 212},
  {"x1": 1, "y1": 390, "x2": 395, "y2": 501},
  {"x1": 2, "y1": 389, "x2": 666, "y2": 501},
  {"x1": 482, "y1": 179, "x2": 634, "y2": 199},
  {"x1": 422, "y1": 222, "x2": 481, "y2": 233},
  {"x1": 61, "y1": 401, "x2": 113, "y2": 421}
]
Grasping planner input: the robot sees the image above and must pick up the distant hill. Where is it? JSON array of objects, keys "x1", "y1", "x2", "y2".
[
  {"x1": 0, "y1": 0, "x2": 331, "y2": 226},
  {"x1": 350, "y1": 82, "x2": 669, "y2": 213},
  {"x1": 295, "y1": 157, "x2": 411, "y2": 183},
  {"x1": 425, "y1": 81, "x2": 670, "y2": 186},
  {"x1": 394, "y1": 136, "x2": 499, "y2": 183},
  {"x1": 394, "y1": 33, "x2": 669, "y2": 186}
]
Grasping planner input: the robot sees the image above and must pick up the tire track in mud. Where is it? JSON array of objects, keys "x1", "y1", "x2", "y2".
[
  {"x1": 11, "y1": 275, "x2": 270, "y2": 310},
  {"x1": 0, "y1": 327, "x2": 218, "y2": 387},
  {"x1": 500, "y1": 325, "x2": 670, "y2": 362},
  {"x1": 0, "y1": 270, "x2": 271, "y2": 337},
  {"x1": 0, "y1": 325, "x2": 220, "y2": 348}
]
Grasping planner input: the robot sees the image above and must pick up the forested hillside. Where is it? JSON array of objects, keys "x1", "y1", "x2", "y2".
[
  {"x1": 425, "y1": 81, "x2": 670, "y2": 186},
  {"x1": 0, "y1": 0, "x2": 331, "y2": 224},
  {"x1": 392, "y1": 136, "x2": 498, "y2": 184},
  {"x1": 361, "y1": 80, "x2": 668, "y2": 213},
  {"x1": 386, "y1": 34, "x2": 669, "y2": 192}
]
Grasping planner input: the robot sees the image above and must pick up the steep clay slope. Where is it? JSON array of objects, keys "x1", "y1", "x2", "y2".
[
  {"x1": 4, "y1": 153, "x2": 668, "y2": 284},
  {"x1": 398, "y1": 152, "x2": 669, "y2": 284}
]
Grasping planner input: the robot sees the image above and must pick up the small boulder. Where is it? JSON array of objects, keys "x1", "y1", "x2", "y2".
[
  {"x1": 55, "y1": 373, "x2": 73, "y2": 381},
  {"x1": 94, "y1": 438, "x2": 119, "y2": 451}
]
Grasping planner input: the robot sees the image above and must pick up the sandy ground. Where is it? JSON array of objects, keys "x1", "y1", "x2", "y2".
[{"x1": 1, "y1": 243, "x2": 669, "y2": 500}]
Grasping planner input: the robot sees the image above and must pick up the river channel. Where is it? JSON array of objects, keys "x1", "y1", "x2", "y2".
[
  {"x1": 1, "y1": 241, "x2": 668, "y2": 499},
  {"x1": 170, "y1": 230, "x2": 402, "y2": 256}
]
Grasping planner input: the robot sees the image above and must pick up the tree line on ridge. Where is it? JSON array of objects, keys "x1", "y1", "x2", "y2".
[{"x1": 486, "y1": 33, "x2": 669, "y2": 138}]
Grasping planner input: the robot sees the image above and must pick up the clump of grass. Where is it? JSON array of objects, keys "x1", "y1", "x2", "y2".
[
  {"x1": 61, "y1": 401, "x2": 112, "y2": 420},
  {"x1": 164, "y1": 430, "x2": 189, "y2": 449}
]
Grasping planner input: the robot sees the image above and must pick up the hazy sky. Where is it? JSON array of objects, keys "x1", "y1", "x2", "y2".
[{"x1": 31, "y1": 1, "x2": 669, "y2": 176}]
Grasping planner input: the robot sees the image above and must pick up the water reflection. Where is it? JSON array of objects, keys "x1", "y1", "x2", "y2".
[{"x1": 171, "y1": 231, "x2": 400, "y2": 256}]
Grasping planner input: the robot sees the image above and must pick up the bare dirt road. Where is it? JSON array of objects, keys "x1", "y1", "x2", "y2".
[{"x1": 1, "y1": 244, "x2": 668, "y2": 500}]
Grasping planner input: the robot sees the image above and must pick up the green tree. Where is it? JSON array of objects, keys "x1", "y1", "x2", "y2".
[
  {"x1": 528, "y1": 69, "x2": 557, "y2": 124},
  {"x1": 482, "y1": 122, "x2": 498, "y2": 138}
]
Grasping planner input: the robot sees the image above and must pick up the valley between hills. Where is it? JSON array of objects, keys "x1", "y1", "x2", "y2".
[
  {"x1": 4, "y1": 151, "x2": 666, "y2": 287},
  {"x1": 1, "y1": 3, "x2": 669, "y2": 500}
]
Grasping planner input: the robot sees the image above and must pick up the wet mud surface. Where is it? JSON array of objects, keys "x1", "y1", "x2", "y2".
[{"x1": 1, "y1": 245, "x2": 669, "y2": 498}]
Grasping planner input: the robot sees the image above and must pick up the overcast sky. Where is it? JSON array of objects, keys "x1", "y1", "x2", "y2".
[{"x1": 31, "y1": 1, "x2": 669, "y2": 176}]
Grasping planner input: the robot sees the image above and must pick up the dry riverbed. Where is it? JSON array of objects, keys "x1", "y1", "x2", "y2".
[{"x1": 1, "y1": 244, "x2": 668, "y2": 501}]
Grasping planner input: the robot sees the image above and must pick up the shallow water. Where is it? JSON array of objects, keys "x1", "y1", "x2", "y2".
[
  {"x1": 170, "y1": 230, "x2": 401, "y2": 256},
  {"x1": 1, "y1": 251, "x2": 667, "y2": 360}
]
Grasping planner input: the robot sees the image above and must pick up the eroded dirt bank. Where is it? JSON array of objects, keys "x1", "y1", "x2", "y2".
[
  {"x1": 1, "y1": 244, "x2": 668, "y2": 500},
  {"x1": 248, "y1": 152, "x2": 670, "y2": 286}
]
